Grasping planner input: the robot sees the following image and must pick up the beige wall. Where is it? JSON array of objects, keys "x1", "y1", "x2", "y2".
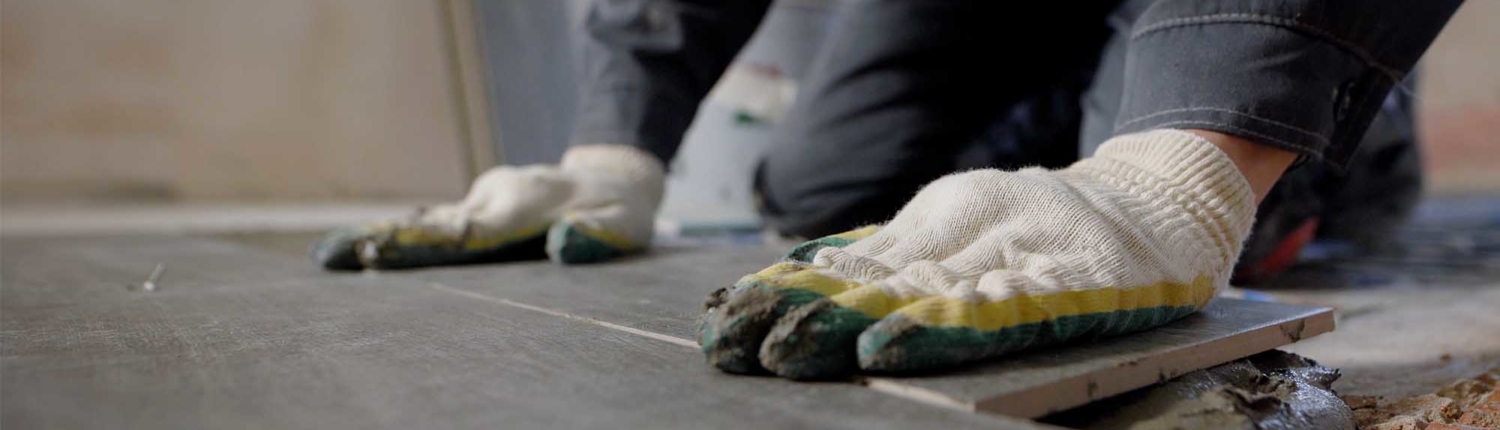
[
  {"x1": 2, "y1": 1, "x2": 1497, "y2": 204},
  {"x1": 1, "y1": 0, "x2": 470, "y2": 203},
  {"x1": 1417, "y1": 0, "x2": 1500, "y2": 193}
]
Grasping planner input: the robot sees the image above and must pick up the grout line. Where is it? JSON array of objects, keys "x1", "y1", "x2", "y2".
[
  {"x1": 425, "y1": 282, "x2": 699, "y2": 348},
  {"x1": 860, "y1": 377, "x2": 976, "y2": 413},
  {"x1": 424, "y1": 281, "x2": 1003, "y2": 419}
]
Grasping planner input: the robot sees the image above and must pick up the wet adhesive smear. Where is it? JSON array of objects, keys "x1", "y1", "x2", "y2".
[{"x1": 1043, "y1": 350, "x2": 1354, "y2": 430}]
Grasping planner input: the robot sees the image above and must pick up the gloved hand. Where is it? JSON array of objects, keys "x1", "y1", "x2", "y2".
[
  {"x1": 698, "y1": 130, "x2": 1257, "y2": 379},
  {"x1": 311, "y1": 144, "x2": 664, "y2": 270}
]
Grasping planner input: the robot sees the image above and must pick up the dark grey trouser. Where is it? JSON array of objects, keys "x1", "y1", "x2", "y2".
[
  {"x1": 578, "y1": 0, "x2": 1120, "y2": 226},
  {"x1": 575, "y1": 0, "x2": 1462, "y2": 256},
  {"x1": 573, "y1": 0, "x2": 775, "y2": 163}
]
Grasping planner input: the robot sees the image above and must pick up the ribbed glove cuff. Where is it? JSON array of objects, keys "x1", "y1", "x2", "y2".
[
  {"x1": 560, "y1": 144, "x2": 666, "y2": 184},
  {"x1": 1073, "y1": 130, "x2": 1257, "y2": 264}
]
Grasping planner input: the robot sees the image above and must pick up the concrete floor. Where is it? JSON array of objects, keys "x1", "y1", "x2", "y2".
[
  {"x1": 1245, "y1": 196, "x2": 1500, "y2": 400},
  {"x1": 2, "y1": 234, "x2": 1038, "y2": 429},
  {"x1": 2, "y1": 196, "x2": 1497, "y2": 428},
  {"x1": 202, "y1": 196, "x2": 1500, "y2": 403}
]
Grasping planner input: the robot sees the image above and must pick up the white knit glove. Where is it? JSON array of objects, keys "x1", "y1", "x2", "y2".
[
  {"x1": 312, "y1": 144, "x2": 664, "y2": 269},
  {"x1": 699, "y1": 130, "x2": 1257, "y2": 379}
]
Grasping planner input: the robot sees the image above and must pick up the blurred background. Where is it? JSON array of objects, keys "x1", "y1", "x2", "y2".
[
  {"x1": 2, "y1": 0, "x2": 1498, "y2": 233},
  {"x1": 3, "y1": 4, "x2": 1499, "y2": 426}
]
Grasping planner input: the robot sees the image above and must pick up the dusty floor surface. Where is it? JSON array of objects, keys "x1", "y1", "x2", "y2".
[
  {"x1": 1250, "y1": 196, "x2": 1500, "y2": 403},
  {"x1": 5, "y1": 196, "x2": 1495, "y2": 429},
  {"x1": 213, "y1": 197, "x2": 1500, "y2": 408},
  {"x1": 204, "y1": 196, "x2": 1500, "y2": 429}
]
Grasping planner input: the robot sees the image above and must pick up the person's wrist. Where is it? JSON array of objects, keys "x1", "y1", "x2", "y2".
[{"x1": 1180, "y1": 130, "x2": 1296, "y2": 204}]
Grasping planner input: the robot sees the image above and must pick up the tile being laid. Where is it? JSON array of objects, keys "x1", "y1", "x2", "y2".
[
  {"x1": 365, "y1": 242, "x2": 1336, "y2": 421},
  {"x1": 862, "y1": 299, "x2": 1335, "y2": 419},
  {"x1": 30, "y1": 234, "x2": 1335, "y2": 425}
]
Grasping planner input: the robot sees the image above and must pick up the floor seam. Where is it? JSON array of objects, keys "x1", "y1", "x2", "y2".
[
  {"x1": 860, "y1": 377, "x2": 977, "y2": 412},
  {"x1": 423, "y1": 280, "x2": 1006, "y2": 420},
  {"x1": 423, "y1": 281, "x2": 698, "y2": 348}
]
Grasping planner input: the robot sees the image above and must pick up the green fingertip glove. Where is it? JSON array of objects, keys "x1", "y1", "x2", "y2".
[
  {"x1": 311, "y1": 144, "x2": 665, "y2": 270},
  {"x1": 699, "y1": 130, "x2": 1258, "y2": 380}
]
